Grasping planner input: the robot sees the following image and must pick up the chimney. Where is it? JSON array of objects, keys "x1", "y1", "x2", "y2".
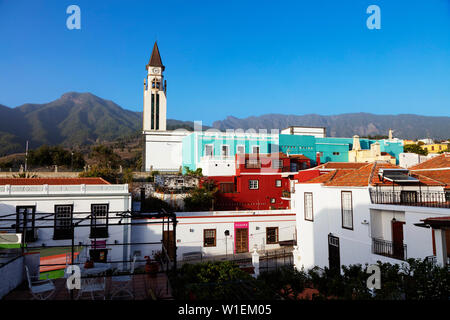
[
  {"x1": 352, "y1": 135, "x2": 361, "y2": 151},
  {"x1": 316, "y1": 152, "x2": 321, "y2": 166},
  {"x1": 371, "y1": 142, "x2": 381, "y2": 157}
]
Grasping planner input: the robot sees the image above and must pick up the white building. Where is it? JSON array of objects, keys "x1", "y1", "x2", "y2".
[
  {"x1": 0, "y1": 178, "x2": 132, "y2": 264},
  {"x1": 131, "y1": 209, "x2": 296, "y2": 261},
  {"x1": 293, "y1": 161, "x2": 450, "y2": 272},
  {"x1": 280, "y1": 126, "x2": 326, "y2": 138},
  {"x1": 399, "y1": 152, "x2": 440, "y2": 169},
  {"x1": 143, "y1": 42, "x2": 189, "y2": 172}
]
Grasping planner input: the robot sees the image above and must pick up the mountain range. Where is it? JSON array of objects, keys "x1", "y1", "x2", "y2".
[
  {"x1": 0, "y1": 92, "x2": 449, "y2": 156},
  {"x1": 213, "y1": 114, "x2": 450, "y2": 140}
]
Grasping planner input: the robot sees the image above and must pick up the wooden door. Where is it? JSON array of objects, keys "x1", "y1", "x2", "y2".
[
  {"x1": 235, "y1": 228, "x2": 248, "y2": 253},
  {"x1": 163, "y1": 230, "x2": 175, "y2": 261},
  {"x1": 328, "y1": 235, "x2": 340, "y2": 273},
  {"x1": 392, "y1": 220, "x2": 405, "y2": 259}
]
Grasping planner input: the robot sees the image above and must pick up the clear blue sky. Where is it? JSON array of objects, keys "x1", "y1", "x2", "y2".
[{"x1": 1, "y1": 0, "x2": 449, "y2": 125}]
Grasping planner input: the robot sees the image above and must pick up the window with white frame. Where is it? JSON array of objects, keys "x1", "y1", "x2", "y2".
[
  {"x1": 304, "y1": 193, "x2": 313, "y2": 221},
  {"x1": 54, "y1": 205, "x2": 73, "y2": 240},
  {"x1": 203, "y1": 229, "x2": 216, "y2": 247},
  {"x1": 204, "y1": 145, "x2": 213, "y2": 157},
  {"x1": 275, "y1": 179, "x2": 282, "y2": 187},
  {"x1": 236, "y1": 145, "x2": 245, "y2": 154},
  {"x1": 341, "y1": 191, "x2": 353, "y2": 230},
  {"x1": 266, "y1": 227, "x2": 278, "y2": 244},
  {"x1": 249, "y1": 180, "x2": 259, "y2": 190},
  {"x1": 221, "y1": 145, "x2": 229, "y2": 157},
  {"x1": 252, "y1": 146, "x2": 260, "y2": 154}
]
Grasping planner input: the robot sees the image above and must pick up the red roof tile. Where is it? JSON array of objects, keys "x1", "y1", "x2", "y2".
[
  {"x1": 0, "y1": 178, "x2": 110, "y2": 185},
  {"x1": 411, "y1": 169, "x2": 450, "y2": 187},
  {"x1": 409, "y1": 153, "x2": 450, "y2": 170},
  {"x1": 316, "y1": 162, "x2": 368, "y2": 170},
  {"x1": 303, "y1": 170, "x2": 354, "y2": 184}
]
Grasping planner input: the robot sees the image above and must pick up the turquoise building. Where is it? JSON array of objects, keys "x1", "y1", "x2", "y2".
[{"x1": 182, "y1": 131, "x2": 404, "y2": 173}]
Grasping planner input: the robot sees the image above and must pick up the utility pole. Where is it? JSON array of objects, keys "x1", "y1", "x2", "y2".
[{"x1": 24, "y1": 140, "x2": 29, "y2": 172}]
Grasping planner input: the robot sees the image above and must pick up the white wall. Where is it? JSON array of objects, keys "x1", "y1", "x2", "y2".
[
  {"x1": 294, "y1": 181, "x2": 450, "y2": 272},
  {"x1": 131, "y1": 210, "x2": 296, "y2": 261},
  {"x1": 0, "y1": 188, "x2": 132, "y2": 263},
  {"x1": 197, "y1": 158, "x2": 236, "y2": 176},
  {"x1": 144, "y1": 131, "x2": 189, "y2": 172},
  {"x1": 0, "y1": 256, "x2": 24, "y2": 299}
]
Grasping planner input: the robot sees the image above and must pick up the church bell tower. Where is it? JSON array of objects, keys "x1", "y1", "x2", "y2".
[{"x1": 143, "y1": 42, "x2": 167, "y2": 131}]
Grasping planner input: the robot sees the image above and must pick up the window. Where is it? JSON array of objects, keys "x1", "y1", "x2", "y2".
[
  {"x1": 245, "y1": 159, "x2": 261, "y2": 169},
  {"x1": 237, "y1": 145, "x2": 245, "y2": 154},
  {"x1": 151, "y1": 93, "x2": 155, "y2": 130},
  {"x1": 203, "y1": 229, "x2": 216, "y2": 247},
  {"x1": 333, "y1": 152, "x2": 340, "y2": 156},
  {"x1": 16, "y1": 206, "x2": 37, "y2": 242},
  {"x1": 341, "y1": 191, "x2": 353, "y2": 230},
  {"x1": 266, "y1": 227, "x2": 278, "y2": 244},
  {"x1": 252, "y1": 146, "x2": 260, "y2": 154},
  {"x1": 249, "y1": 180, "x2": 259, "y2": 190},
  {"x1": 304, "y1": 192, "x2": 313, "y2": 221},
  {"x1": 272, "y1": 159, "x2": 283, "y2": 169},
  {"x1": 446, "y1": 191, "x2": 450, "y2": 202},
  {"x1": 204, "y1": 145, "x2": 213, "y2": 157},
  {"x1": 275, "y1": 180, "x2": 282, "y2": 187},
  {"x1": 220, "y1": 182, "x2": 234, "y2": 193},
  {"x1": 54, "y1": 205, "x2": 73, "y2": 240},
  {"x1": 221, "y1": 145, "x2": 229, "y2": 157},
  {"x1": 90, "y1": 204, "x2": 109, "y2": 238},
  {"x1": 270, "y1": 198, "x2": 276, "y2": 204}
]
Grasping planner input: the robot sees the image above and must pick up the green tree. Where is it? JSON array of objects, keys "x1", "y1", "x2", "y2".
[
  {"x1": 404, "y1": 144, "x2": 428, "y2": 156},
  {"x1": 183, "y1": 179, "x2": 217, "y2": 211},
  {"x1": 28, "y1": 145, "x2": 85, "y2": 169},
  {"x1": 79, "y1": 165, "x2": 119, "y2": 183},
  {"x1": 183, "y1": 166, "x2": 203, "y2": 177},
  {"x1": 88, "y1": 145, "x2": 121, "y2": 168}
]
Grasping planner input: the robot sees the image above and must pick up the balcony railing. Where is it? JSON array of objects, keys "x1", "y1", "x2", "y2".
[
  {"x1": 370, "y1": 190, "x2": 450, "y2": 209},
  {"x1": 372, "y1": 238, "x2": 407, "y2": 261}
]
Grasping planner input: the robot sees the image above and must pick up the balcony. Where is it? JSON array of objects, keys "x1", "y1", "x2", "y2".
[
  {"x1": 370, "y1": 190, "x2": 450, "y2": 209},
  {"x1": 372, "y1": 238, "x2": 407, "y2": 261}
]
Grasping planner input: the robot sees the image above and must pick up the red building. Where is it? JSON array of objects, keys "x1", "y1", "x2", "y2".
[{"x1": 204, "y1": 153, "x2": 311, "y2": 211}]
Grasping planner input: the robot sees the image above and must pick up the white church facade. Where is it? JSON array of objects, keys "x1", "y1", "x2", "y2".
[{"x1": 142, "y1": 42, "x2": 189, "y2": 172}]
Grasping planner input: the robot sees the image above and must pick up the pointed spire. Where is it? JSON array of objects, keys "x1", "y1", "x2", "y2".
[{"x1": 147, "y1": 41, "x2": 164, "y2": 70}]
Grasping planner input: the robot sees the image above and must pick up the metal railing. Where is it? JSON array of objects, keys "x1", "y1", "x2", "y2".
[
  {"x1": 372, "y1": 238, "x2": 407, "y2": 261},
  {"x1": 370, "y1": 190, "x2": 450, "y2": 208}
]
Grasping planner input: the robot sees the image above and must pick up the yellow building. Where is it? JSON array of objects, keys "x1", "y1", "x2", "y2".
[
  {"x1": 421, "y1": 144, "x2": 449, "y2": 154},
  {"x1": 403, "y1": 140, "x2": 416, "y2": 145}
]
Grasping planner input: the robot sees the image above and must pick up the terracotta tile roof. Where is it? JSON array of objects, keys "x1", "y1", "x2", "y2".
[
  {"x1": 324, "y1": 162, "x2": 442, "y2": 187},
  {"x1": 303, "y1": 170, "x2": 354, "y2": 184},
  {"x1": 412, "y1": 169, "x2": 450, "y2": 187},
  {"x1": 409, "y1": 153, "x2": 450, "y2": 170},
  {"x1": 0, "y1": 178, "x2": 110, "y2": 185},
  {"x1": 316, "y1": 162, "x2": 368, "y2": 170}
]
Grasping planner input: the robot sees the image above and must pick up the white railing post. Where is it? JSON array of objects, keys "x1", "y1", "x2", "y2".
[
  {"x1": 292, "y1": 245, "x2": 301, "y2": 271},
  {"x1": 251, "y1": 248, "x2": 259, "y2": 278}
]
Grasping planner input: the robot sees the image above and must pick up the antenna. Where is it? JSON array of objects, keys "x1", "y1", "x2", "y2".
[{"x1": 24, "y1": 140, "x2": 29, "y2": 172}]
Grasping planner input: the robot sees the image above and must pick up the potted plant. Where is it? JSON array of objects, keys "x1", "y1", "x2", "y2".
[
  {"x1": 84, "y1": 259, "x2": 94, "y2": 269},
  {"x1": 144, "y1": 256, "x2": 159, "y2": 277}
]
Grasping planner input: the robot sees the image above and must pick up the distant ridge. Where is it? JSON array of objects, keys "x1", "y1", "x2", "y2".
[
  {"x1": 212, "y1": 113, "x2": 450, "y2": 140},
  {"x1": 0, "y1": 92, "x2": 196, "y2": 156}
]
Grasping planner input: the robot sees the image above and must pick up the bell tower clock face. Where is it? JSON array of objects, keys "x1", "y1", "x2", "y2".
[{"x1": 152, "y1": 68, "x2": 160, "y2": 74}]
